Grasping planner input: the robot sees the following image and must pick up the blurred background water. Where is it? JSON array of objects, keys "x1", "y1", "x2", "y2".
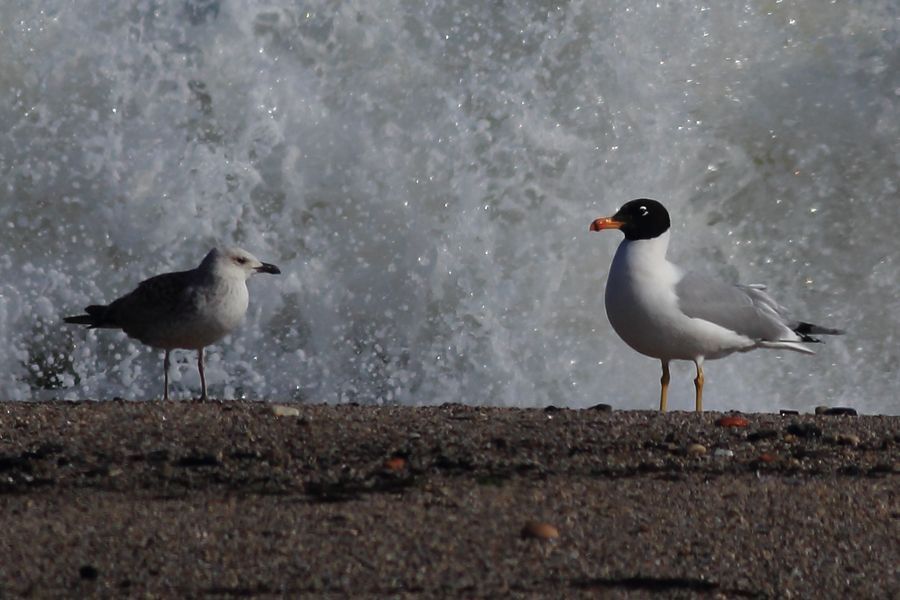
[{"x1": 1, "y1": 1, "x2": 897, "y2": 413}]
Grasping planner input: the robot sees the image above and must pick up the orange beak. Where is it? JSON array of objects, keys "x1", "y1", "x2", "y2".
[{"x1": 589, "y1": 216, "x2": 624, "y2": 232}]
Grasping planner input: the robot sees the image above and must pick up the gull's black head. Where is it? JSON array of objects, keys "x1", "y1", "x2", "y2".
[{"x1": 589, "y1": 198, "x2": 671, "y2": 241}]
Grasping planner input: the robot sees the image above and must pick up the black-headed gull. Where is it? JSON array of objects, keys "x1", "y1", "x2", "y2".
[{"x1": 590, "y1": 199, "x2": 841, "y2": 412}]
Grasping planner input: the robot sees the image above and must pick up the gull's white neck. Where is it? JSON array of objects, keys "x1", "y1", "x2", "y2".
[
  {"x1": 606, "y1": 229, "x2": 683, "y2": 317},
  {"x1": 611, "y1": 230, "x2": 673, "y2": 275}
]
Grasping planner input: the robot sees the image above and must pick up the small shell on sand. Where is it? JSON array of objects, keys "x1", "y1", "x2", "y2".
[
  {"x1": 717, "y1": 415, "x2": 750, "y2": 428},
  {"x1": 687, "y1": 443, "x2": 707, "y2": 456},
  {"x1": 271, "y1": 405, "x2": 300, "y2": 417},
  {"x1": 521, "y1": 521, "x2": 559, "y2": 540}
]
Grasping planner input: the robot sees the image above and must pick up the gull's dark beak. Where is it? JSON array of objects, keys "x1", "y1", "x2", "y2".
[
  {"x1": 589, "y1": 216, "x2": 625, "y2": 232},
  {"x1": 256, "y1": 262, "x2": 281, "y2": 275}
]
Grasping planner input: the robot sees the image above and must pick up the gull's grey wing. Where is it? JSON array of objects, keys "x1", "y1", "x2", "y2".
[
  {"x1": 675, "y1": 272, "x2": 795, "y2": 342},
  {"x1": 105, "y1": 269, "x2": 200, "y2": 336}
]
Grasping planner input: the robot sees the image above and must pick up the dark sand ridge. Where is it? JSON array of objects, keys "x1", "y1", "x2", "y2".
[{"x1": 0, "y1": 401, "x2": 897, "y2": 598}]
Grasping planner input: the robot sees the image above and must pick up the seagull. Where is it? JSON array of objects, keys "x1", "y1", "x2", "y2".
[
  {"x1": 64, "y1": 247, "x2": 281, "y2": 401},
  {"x1": 589, "y1": 199, "x2": 842, "y2": 412}
]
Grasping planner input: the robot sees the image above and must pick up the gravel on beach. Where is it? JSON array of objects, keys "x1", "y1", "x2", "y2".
[{"x1": 0, "y1": 401, "x2": 897, "y2": 598}]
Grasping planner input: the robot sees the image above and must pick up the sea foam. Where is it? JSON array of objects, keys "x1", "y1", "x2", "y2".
[{"x1": 1, "y1": 1, "x2": 896, "y2": 413}]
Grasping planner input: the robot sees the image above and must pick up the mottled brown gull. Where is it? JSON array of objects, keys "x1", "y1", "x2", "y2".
[{"x1": 64, "y1": 247, "x2": 281, "y2": 400}]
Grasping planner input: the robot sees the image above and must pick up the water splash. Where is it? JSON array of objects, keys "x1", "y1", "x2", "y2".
[{"x1": 1, "y1": 1, "x2": 897, "y2": 414}]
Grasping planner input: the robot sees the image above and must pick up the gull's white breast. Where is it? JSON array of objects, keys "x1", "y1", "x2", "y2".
[
  {"x1": 152, "y1": 280, "x2": 249, "y2": 350},
  {"x1": 604, "y1": 234, "x2": 754, "y2": 361}
]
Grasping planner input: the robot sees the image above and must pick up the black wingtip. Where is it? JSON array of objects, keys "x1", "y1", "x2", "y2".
[{"x1": 794, "y1": 322, "x2": 844, "y2": 342}]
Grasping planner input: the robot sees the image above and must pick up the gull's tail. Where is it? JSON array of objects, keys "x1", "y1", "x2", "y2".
[
  {"x1": 792, "y1": 321, "x2": 845, "y2": 343},
  {"x1": 758, "y1": 321, "x2": 844, "y2": 355},
  {"x1": 63, "y1": 305, "x2": 116, "y2": 328}
]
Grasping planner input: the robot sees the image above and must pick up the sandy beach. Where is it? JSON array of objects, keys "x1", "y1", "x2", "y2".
[{"x1": 0, "y1": 401, "x2": 896, "y2": 598}]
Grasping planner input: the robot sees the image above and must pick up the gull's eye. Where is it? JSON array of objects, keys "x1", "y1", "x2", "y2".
[{"x1": 235, "y1": 256, "x2": 248, "y2": 265}]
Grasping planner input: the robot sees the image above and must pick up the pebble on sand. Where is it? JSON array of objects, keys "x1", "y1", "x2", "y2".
[
  {"x1": 786, "y1": 422, "x2": 822, "y2": 438},
  {"x1": 521, "y1": 521, "x2": 559, "y2": 540},
  {"x1": 815, "y1": 406, "x2": 859, "y2": 416},
  {"x1": 834, "y1": 433, "x2": 861, "y2": 447},
  {"x1": 383, "y1": 456, "x2": 407, "y2": 471}
]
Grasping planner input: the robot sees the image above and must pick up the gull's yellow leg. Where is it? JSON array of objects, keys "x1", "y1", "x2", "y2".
[
  {"x1": 660, "y1": 360, "x2": 670, "y2": 412},
  {"x1": 693, "y1": 360, "x2": 704, "y2": 413}
]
